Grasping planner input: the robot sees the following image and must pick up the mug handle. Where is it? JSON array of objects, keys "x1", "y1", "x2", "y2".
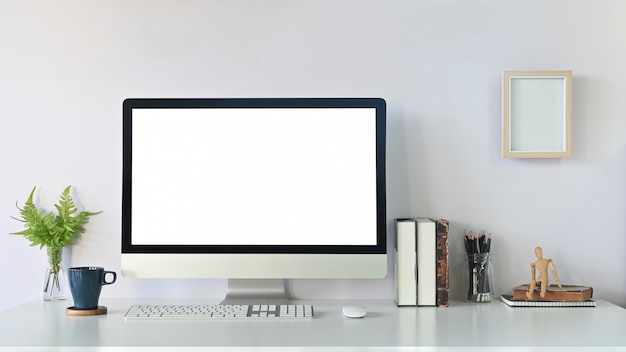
[{"x1": 103, "y1": 271, "x2": 117, "y2": 285}]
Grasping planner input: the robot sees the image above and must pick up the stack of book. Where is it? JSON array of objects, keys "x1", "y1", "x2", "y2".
[
  {"x1": 500, "y1": 284, "x2": 595, "y2": 307},
  {"x1": 394, "y1": 218, "x2": 449, "y2": 307}
]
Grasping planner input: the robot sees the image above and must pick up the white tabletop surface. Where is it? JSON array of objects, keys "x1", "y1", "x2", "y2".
[{"x1": 0, "y1": 298, "x2": 625, "y2": 351}]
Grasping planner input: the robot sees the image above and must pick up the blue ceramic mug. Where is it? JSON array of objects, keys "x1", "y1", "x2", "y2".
[{"x1": 68, "y1": 267, "x2": 116, "y2": 310}]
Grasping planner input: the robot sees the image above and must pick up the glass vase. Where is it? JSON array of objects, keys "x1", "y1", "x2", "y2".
[
  {"x1": 43, "y1": 247, "x2": 67, "y2": 301},
  {"x1": 43, "y1": 267, "x2": 68, "y2": 301},
  {"x1": 465, "y1": 253, "x2": 493, "y2": 303}
]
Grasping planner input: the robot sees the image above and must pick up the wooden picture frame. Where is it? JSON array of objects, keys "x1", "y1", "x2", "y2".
[{"x1": 502, "y1": 70, "x2": 572, "y2": 158}]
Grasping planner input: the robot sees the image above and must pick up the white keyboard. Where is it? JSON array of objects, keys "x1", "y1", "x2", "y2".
[{"x1": 124, "y1": 304, "x2": 314, "y2": 320}]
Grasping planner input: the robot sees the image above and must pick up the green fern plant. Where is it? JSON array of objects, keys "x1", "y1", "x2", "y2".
[{"x1": 11, "y1": 186, "x2": 101, "y2": 274}]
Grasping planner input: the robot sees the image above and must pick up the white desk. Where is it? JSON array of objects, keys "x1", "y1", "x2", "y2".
[{"x1": 1, "y1": 298, "x2": 625, "y2": 351}]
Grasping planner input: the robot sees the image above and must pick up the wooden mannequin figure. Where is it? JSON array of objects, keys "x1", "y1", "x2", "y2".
[{"x1": 526, "y1": 246, "x2": 562, "y2": 300}]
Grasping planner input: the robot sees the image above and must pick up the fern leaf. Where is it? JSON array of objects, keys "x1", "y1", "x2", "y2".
[{"x1": 10, "y1": 186, "x2": 101, "y2": 250}]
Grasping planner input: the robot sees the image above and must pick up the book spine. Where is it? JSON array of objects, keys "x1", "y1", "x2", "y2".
[
  {"x1": 394, "y1": 219, "x2": 417, "y2": 306},
  {"x1": 512, "y1": 285, "x2": 593, "y2": 301},
  {"x1": 435, "y1": 219, "x2": 449, "y2": 307},
  {"x1": 417, "y1": 218, "x2": 436, "y2": 306}
]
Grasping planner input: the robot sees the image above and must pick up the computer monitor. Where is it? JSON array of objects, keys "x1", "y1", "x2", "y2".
[{"x1": 121, "y1": 98, "x2": 387, "y2": 303}]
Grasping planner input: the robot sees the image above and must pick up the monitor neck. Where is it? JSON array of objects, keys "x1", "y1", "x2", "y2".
[{"x1": 220, "y1": 279, "x2": 291, "y2": 305}]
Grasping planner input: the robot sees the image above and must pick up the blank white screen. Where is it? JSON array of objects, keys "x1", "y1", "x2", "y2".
[{"x1": 131, "y1": 108, "x2": 378, "y2": 246}]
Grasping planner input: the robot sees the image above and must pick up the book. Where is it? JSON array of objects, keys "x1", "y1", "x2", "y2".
[
  {"x1": 500, "y1": 294, "x2": 596, "y2": 307},
  {"x1": 394, "y1": 219, "x2": 417, "y2": 306},
  {"x1": 512, "y1": 284, "x2": 593, "y2": 302},
  {"x1": 416, "y1": 218, "x2": 436, "y2": 306},
  {"x1": 434, "y1": 219, "x2": 449, "y2": 307}
]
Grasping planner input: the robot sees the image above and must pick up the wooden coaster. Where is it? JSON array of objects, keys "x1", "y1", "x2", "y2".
[{"x1": 66, "y1": 306, "x2": 107, "y2": 316}]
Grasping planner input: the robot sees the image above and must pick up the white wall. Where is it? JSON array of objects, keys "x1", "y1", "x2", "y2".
[{"x1": 1, "y1": 0, "x2": 624, "y2": 311}]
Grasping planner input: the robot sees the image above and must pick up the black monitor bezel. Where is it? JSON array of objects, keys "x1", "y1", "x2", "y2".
[{"x1": 122, "y1": 98, "x2": 386, "y2": 255}]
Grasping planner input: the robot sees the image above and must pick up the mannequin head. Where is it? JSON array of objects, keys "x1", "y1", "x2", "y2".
[{"x1": 534, "y1": 246, "x2": 543, "y2": 259}]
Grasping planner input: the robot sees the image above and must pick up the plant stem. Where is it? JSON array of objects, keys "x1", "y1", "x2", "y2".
[{"x1": 47, "y1": 246, "x2": 62, "y2": 274}]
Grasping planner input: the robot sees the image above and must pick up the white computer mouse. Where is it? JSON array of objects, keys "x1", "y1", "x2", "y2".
[{"x1": 342, "y1": 305, "x2": 367, "y2": 318}]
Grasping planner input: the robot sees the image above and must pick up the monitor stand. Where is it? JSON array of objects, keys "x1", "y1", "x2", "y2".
[{"x1": 220, "y1": 279, "x2": 291, "y2": 305}]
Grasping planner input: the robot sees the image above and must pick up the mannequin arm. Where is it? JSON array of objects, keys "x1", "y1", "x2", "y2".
[{"x1": 548, "y1": 260, "x2": 562, "y2": 288}]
